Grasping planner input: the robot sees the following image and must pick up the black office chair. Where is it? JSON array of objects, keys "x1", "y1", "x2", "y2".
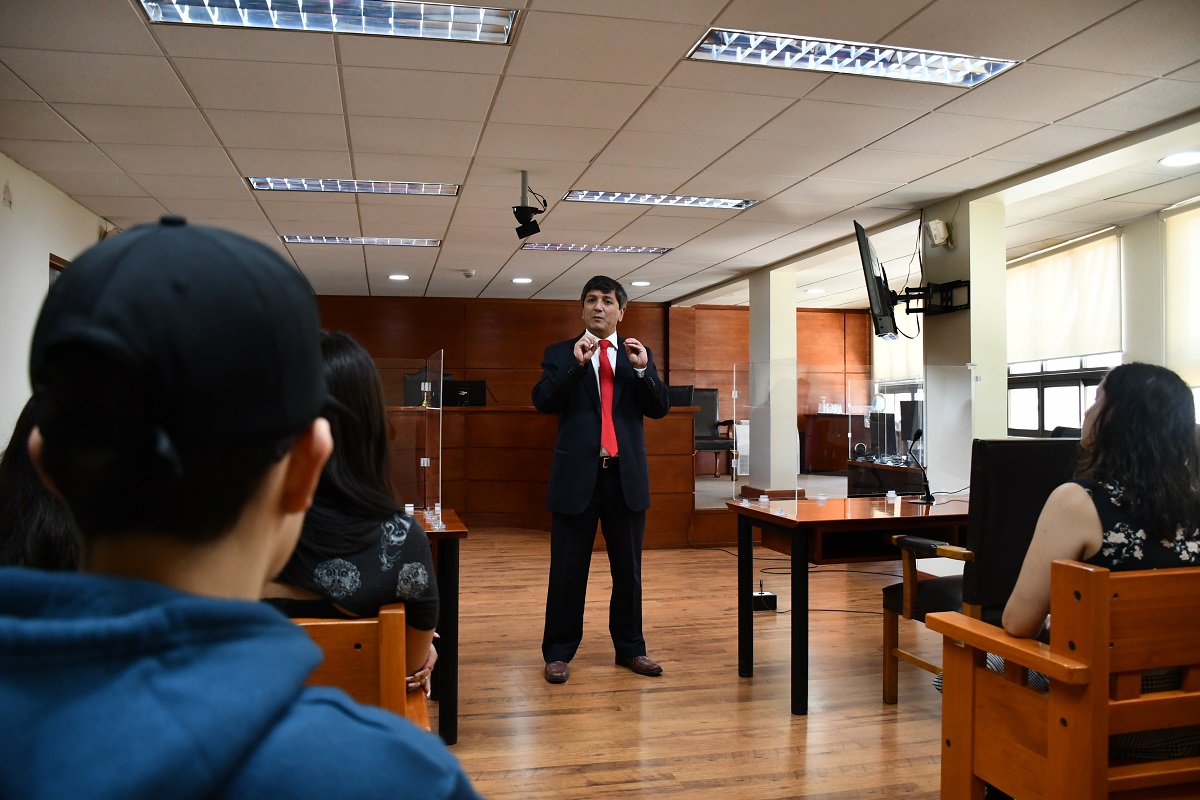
[
  {"x1": 693, "y1": 387, "x2": 736, "y2": 480},
  {"x1": 881, "y1": 437, "x2": 1081, "y2": 704},
  {"x1": 667, "y1": 384, "x2": 694, "y2": 407}
]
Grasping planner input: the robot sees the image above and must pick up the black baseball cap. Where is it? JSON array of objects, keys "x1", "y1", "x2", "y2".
[{"x1": 29, "y1": 215, "x2": 328, "y2": 455}]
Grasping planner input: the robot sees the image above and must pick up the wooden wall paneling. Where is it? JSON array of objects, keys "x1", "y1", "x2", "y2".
[
  {"x1": 844, "y1": 311, "x2": 871, "y2": 370},
  {"x1": 461, "y1": 368, "x2": 542, "y2": 408},
  {"x1": 317, "y1": 297, "x2": 468, "y2": 365},
  {"x1": 645, "y1": 495, "x2": 698, "y2": 549},
  {"x1": 666, "y1": 305, "x2": 696, "y2": 385},
  {"x1": 464, "y1": 300, "x2": 572, "y2": 371},
  {"x1": 796, "y1": 310, "x2": 847, "y2": 367}
]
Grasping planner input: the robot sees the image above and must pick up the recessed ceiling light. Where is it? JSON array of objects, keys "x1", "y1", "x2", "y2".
[
  {"x1": 631, "y1": 281, "x2": 651, "y2": 287},
  {"x1": 521, "y1": 242, "x2": 673, "y2": 254},
  {"x1": 249, "y1": 177, "x2": 459, "y2": 196},
  {"x1": 806, "y1": 288, "x2": 826, "y2": 295},
  {"x1": 563, "y1": 190, "x2": 757, "y2": 210},
  {"x1": 1159, "y1": 152, "x2": 1200, "y2": 167},
  {"x1": 512, "y1": 277, "x2": 533, "y2": 284},
  {"x1": 139, "y1": 1, "x2": 517, "y2": 44},
  {"x1": 688, "y1": 28, "x2": 1016, "y2": 88},
  {"x1": 282, "y1": 236, "x2": 440, "y2": 246},
  {"x1": 389, "y1": 274, "x2": 410, "y2": 281}
]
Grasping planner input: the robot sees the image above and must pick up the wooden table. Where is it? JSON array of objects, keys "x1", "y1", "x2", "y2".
[
  {"x1": 417, "y1": 509, "x2": 467, "y2": 745},
  {"x1": 727, "y1": 496, "x2": 968, "y2": 715}
]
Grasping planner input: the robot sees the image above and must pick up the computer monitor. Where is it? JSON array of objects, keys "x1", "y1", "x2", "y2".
[
  {"x1": 899, "y1": 400, "x2": 924, "y2": 443},
  {"x1": 442, "y1": 379, "x2": 487, "y2": 407}
]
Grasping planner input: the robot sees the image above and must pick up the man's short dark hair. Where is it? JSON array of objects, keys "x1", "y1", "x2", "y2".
[{"x1": 580, "y1": 275, "x2": 628, "y2": 309}]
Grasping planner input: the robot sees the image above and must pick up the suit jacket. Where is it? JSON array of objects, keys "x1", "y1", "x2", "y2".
[{"x1": 532, "y1": 335, "x2": 671, "y2": 516}]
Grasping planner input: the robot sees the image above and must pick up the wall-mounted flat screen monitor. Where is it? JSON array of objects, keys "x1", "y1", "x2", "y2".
[
  {"x1": 854, "y1": 220, "x2": 898, "y2": 340},
  {"x1": 442, "y1": 379, "x2": 487, "y2": 407}
]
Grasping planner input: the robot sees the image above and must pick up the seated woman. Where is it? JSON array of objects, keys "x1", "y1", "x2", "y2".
[
  {"x1": 0, "y1": 397, "x2": 77, "y2": 570},
  {"x1": 263, "y1": 332, "x2": 439, "y2": 692},
  {"x1": 1004, "y1": 361, "x2": 1200, "y2": 761}
]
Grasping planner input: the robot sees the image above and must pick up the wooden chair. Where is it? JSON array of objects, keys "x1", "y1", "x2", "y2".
[
  {"x1": 882, "y1": 437, "x2": 1080, "y2": 703},
  {"x1": 927, "y1": 560, "x2": 1200, "y2": 799},
  {"x1": 294, "y1": 603, "x2": 431, "y2": 731}
]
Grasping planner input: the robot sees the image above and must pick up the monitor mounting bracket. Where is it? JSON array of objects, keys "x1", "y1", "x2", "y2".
[{"x1": 894, "y1": 280, "x2": 970, "y2": 316}]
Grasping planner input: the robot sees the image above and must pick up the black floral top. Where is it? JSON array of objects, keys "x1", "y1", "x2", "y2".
[
  {"x1": 1078, "y1": 478, "x2": 1200, "y2": 570},
  {"x1": 266, "y1": 512, "x2": 439, "y2": 628}
]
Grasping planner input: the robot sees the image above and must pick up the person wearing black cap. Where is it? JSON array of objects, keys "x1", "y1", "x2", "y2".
[{"x1": 0, "y1": 217, "x2": 481, "y2": 799}]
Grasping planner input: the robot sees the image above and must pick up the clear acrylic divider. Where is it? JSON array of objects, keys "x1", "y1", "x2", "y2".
[{"x1": 380, "y1": 350, "x2": 444, "y2": 521}]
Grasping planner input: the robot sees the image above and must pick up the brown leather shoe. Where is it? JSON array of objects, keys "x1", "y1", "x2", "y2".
[
  {"x1": 615, "y1": 655, "x2": 663, "y2": 676},
  {"x1": 544, "y1": 660, "x2": 569, "y2": 684}
]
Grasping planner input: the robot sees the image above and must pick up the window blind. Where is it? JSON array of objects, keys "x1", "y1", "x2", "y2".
[
  {"x1": 872, "y1": 324, "x2": 923, "y2": 383},
  {"x1": 1006, "y1": 234, "x2": 1121, "y2": 363}
]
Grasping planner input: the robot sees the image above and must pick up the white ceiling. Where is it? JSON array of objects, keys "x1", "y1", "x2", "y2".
[{"x1": 2, "y1": 0, "x2": 1199, "y2": 308}]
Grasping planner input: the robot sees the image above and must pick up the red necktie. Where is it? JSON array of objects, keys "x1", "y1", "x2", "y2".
[{"x1": 598, "y1": 340, "x2": 619, "y2": 457}]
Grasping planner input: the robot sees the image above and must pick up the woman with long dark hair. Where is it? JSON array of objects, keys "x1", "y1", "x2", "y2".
[
  {"x1": 1003, "y1": 362, "x2": 1200, "y2": 763},
  {"x1": 263, "y1": 332, "x2": 438, "y2": 688},
  {"x1": 0, "y1": 397, "x2": 78, "y2": 570}
]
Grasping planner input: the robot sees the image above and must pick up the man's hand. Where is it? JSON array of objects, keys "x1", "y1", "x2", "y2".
[
  {"x1": 624, "y1": 337, "x2": 648, "y2": 369},
  {"x1": 574, "y1": 333, "x2": 600, "y2": 365}
]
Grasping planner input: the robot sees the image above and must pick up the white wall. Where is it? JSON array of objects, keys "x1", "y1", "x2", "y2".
[{"x1": 0, "y1": 152, "x2": 106, "y2": 441}]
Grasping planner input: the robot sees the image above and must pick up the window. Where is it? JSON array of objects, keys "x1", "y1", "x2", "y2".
[
  {"x1": 1006, "y1": 356, "x2": 1115, "y2": 436},
  {"x1": 1165, "y1": 205, "x2": 1200, "y2": 399}
]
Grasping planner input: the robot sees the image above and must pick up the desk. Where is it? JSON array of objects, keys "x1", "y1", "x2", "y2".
[
  {"x1": 418, "y1": 509, "x2": 467, "y2": 745},
  {"x1": 727, "y1": 497, "x2": 968, "y2": 715}
]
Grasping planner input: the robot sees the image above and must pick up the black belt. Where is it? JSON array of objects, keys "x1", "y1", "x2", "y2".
[{"x1": 600, "y1": 455, "x2": 619, "y2": 469}]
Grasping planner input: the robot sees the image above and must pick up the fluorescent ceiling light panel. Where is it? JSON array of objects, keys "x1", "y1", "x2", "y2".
[
  {"x1": 630, "y1": 281, "x2": 651, "y2": 287},
  {"x1": 139, "y1": 1, "x2": 517, "y2": 43},
  {"x1": 688, "y1": 28, "x2": 1016, "y2": 88},
  {"x1": 521, "y1": 242, "x2": 673, "y2": 254},
  {"x1": 512, "y1": 277, "x2": 533, "y2": 283},
  {"x1": 563, "y1": 190, "x2": 757, "y2": 210},
  {"x1": 249, "y1": 177, "x2": 459, "y2": 195},
  {"x1": 283, "y1": 235, "x2": 440, "y2": 246},
  {"x1": 388, "y1": 274, "x2": 410, "y2": 280}
]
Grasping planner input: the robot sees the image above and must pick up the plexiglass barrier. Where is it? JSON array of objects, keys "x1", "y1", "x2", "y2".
[{"x1": 378, "y1": 350, "x2": 444, "y2": 515}]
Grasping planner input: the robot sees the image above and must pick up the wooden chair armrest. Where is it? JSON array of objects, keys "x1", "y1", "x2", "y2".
[
  {"x1": 891, "y1": 534, "x2": 974, "y2": 561},
  {"x1": 926, "y1": 611, "x2": 1090, "y2": 685}
]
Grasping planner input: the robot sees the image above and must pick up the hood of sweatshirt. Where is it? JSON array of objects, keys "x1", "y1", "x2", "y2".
[{"x1": 0, "y1": 567, "x2": 321, "y2": 799}]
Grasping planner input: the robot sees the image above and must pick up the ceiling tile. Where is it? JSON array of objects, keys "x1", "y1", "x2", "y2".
[
  {"x1": 662, "y1": 60, "x2": 827, "y2": 99},
  {"x1": 778, "y1": 175, "x2": 910, "y2": 204},
  {"x1": 489, "y1": 76, "x2": 650, "y2": 129},
  {"x1": 869, "y1": 113, "x2": 1041, "y2": 158},
  {"x1": 1058, "y1": 79, "x2": 1200, "y2": 132},
  {"x1": 889, "y1": 0, "x2": 1136, "y2": 61},
  {"x1": 625, "y1": 87, "x2": 793, "y2": 139},
  {"x1": 706, "y1": 139, "x2": 848, "y2": 178},
  {"x1": 172, "y1": 58, "x2": 343, "y2": 113},
  {"x1": 205, "y1": 110, "x2": 348, "y2": 151},
  {"x1": 735, "y1": 200, "x2": 843, "y2": 225},
  {"x1": 468, "y1": 157, "x2": 588, "y2": 190},
  {"x1": 0, "y1": 49, "x2": 193, "y2": 107},
  {"x1": 157, "y1": 198, "x2": 265, "y2": 221},
  {"x1": 979, "y1": 124, "x2": 1118, "y2": 164},
  {"x1": 1168, "y1": 60, "x2": 1200, "y2": 82},
  {"x1": 908, "y1": 157, "x2": 1039, "y2": 195},
  {"x1": 476, "y1": 122, "x2": 612, "y2": 163},
  {"x1": 260, "y1": 197, "x2": 360, "y2": 225},
  {"x1": 0, "y1": 0, "x2": 160, "y2": 54},
  {"x1": 348, "y1": 117, "x2": 483, "y2": 156},
  {"x1": 354, "y1": 153, "x2": 471, "y2": 183},
  {"x1": 823, "y1": 147, "x2": 964, "y2": 185},
  {"x1": 1006, "y1": 194, "x2": 1091, "y2": 221},
  {"x1": 1116, "y1": 172, "x2": 1200, "y2": 205},
  {"x1": 505, "y1": 11, "x2": 704, "y2": 85},
  {"x1": 74, "y1": 195, "x2": 169, "y2": 220},
  {"x1": 1004, "y1": 218, "x2": 1102, "y2": 249},
  {"x1": 359, "y1": 202, "x2": 453, "y2": 233},
  {"x1": 56, "y1": 104, "x2": 218, "y2": 146},
  {"x1": 605, "y1": 215, "x2": 722, "y2": 247},
  {"x1": 595, "y1": 130, "x2": 737, "y2": 170},
  {"x1": 152, "y1": 25, "x2": 335, "y2": 63},
  {"x1": 342, "y1": 67, "x2": 499, "y2": 121},
  {"x1": 0, "y1": 139, "x2": 119, "y2": 173},
  {"x1": 1048, "y1": 170, "x2": 1177, "y2": 200},
  {"x1": 1033, "y1": 0, "x2": 1200, "y2": 77},
  {"x1": 803, "y1": 74, "x2": 961, "y2": 111},
  {"x1": 675, "y1": 170, "x2": 802, "y2": 201},
  {"x1": 531, "y1": 0, "x2": 727, "y2": 24},
  {"x1": 132, "y1": 174, "x2": 253, "y2": 200},
  {"x1": 227, "y1": 148, "x2": 352, "y2": 178},
  {"x1": 0, "y1": 100, "x2": 84, "y2": 141},
  {"x1": 572, "y1": 163, "x2": 699, "y2": 195},
  {"x1": 34, "y1": 170, "x2": 150, "y2": 198},
  {"x1": 714, "y1": 0, "x2": 931, "y2": 42},
  {"x1": 938, "y1": 64, "x2": 1149, "y2": 124},
  {"x1": 1042, "y1": 198, "x2": 1165, "y2": 224},
  {"x1": 752, "y1": 100, "x2": 924, "y2": 148},
  {"x1": 0, "y1": 62, "x2": 38, "y2": 101},
  {"x1": 99, "y1": 144, "x2": 238, "y2": 177},
  {"x1": 539, "y1": 205, "x2": 643, "y2": 234}
]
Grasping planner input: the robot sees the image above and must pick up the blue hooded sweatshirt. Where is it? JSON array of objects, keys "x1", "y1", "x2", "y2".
[{"x1": 0, "y1": 567, "x2": 482, "y2": 799}]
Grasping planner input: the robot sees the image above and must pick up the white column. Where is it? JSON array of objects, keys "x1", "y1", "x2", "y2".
[{"x1": 747, "y1": 264, "x2": 798, "y2": 492}]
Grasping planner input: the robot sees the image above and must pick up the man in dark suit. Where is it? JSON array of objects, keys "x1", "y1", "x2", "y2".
[{"x1": 532, "y1": 275, "x2": 671, "y2": 684}]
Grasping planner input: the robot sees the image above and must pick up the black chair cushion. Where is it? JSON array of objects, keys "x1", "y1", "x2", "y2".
[
  {"x1": 882, "y1": 576, "x2": 963, "y2": 621},
  {"x1": 695, "y1": 436, "x2": 734, "y2": 452}
]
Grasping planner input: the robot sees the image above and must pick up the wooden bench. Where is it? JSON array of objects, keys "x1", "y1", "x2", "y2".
[
  {"x1": 927, "y1": 559, "x2": 1200, "y2": 799},
  {"x1": 295, "y1": 603, "x2": 431, "y2": 731}
]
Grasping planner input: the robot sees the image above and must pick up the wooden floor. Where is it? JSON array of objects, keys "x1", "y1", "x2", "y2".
[{"x1": 434, "y1": 528, "x2": 947, "y2": 799}]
